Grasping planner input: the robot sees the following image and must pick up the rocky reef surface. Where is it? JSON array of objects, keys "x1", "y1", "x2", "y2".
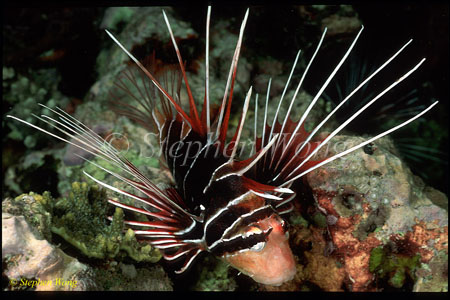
[
  {"x1": 2, "y1": 185, "x2": 170, "y2": 291},
  {"x1": 260, "y1": 135, "x2": 448, "y2": 291},
  {"x1": 3, "y1": 5, "x2": 447, "y2": 291}
]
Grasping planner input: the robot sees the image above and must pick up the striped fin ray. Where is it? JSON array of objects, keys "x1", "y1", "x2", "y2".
[
  {"x1": 248, "y1": 25, "x2": 437, "y2": 198},
  {"x1": 276, "y1": 57, "x2": 431, "y2": 184},
  {"x1": 272, "y1": 38, "x2": 417, "y2": 182},
  {"x1": 202, "y1": 6, "x2": 212, "y2": 134},
  {"x1": 7, "y1": 104, "x2": 206, "y2": 274},
  {"x1": 162, "y1": 10, "x2": 203, "y2": 135},
  {"x1": 7, "y1": 104, "x2": 190, "y2": 217},
  {"x1": 107, "y1": 190, "x2": 205, "y2": 275},
  {"x1": 280, "y1": 100, "x2": 438, "y2": 187},
  {"x1": 214, "y1": 8, "x2": 250, "y2": 148},
  {"x1": 109, "y1": 54, "x2": 183, "y2": 133},
  {"x1": 106, "y1": 6, "x2": 250, "y2": 144},
  {"x1": 105, "y1": 29, "x2": 196, "y2": 130},
  {"x1": 225, "y1": 86, "x2": 253, "y2": 159}
]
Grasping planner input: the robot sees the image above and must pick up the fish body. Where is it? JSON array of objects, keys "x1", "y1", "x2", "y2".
[
  {"x1": 7, "y1": 7, "x2": 438, "y2": 286},
  {"x1": 125, "y1": 79, "x2": 300, "y2": 284},
  {"x1": 157, "y1": 115, "x2": 299, "y2": 284}
]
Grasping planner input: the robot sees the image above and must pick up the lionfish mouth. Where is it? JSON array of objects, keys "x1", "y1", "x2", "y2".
[
  {"x1": 7, "y1": 6, "x2": 437, "y2": 287},
  {"x1": 222, "y1": 214, "x2": 296, "y2": 286}
]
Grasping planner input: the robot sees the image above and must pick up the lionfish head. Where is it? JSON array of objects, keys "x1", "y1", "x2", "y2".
[
  {"x1": 222, "y1": 213, "x2": 296, "y2": 286},
  {"x1": 204, "y1": 161, "x2": 296, "y2": 286}
]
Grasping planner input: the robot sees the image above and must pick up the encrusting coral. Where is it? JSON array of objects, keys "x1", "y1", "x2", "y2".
[
  {"x1": 51, "y1": 182, "x2": 161, "y2": 262},
  {"x1": 2, "y1": 192, "x2": 54, "y2": 241},
  {"x1": 3, "y1": 182, "x2": 161, "y2": 263}
]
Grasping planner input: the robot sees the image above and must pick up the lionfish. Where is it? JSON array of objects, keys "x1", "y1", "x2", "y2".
[{"x1": 8, "y1": 7, "x2": 438, "y2": 286}]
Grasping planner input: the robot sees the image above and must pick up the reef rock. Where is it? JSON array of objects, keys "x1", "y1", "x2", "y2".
[
  {"x1": 261, "y1": 134, "x2": 447, "y2": 292},
  {"x1": 93, "y1": 262, "x2": 173, "y2": 291},
  {"x1": 300, "y1": 134, "x2": 447, "y2": 291},
  {"x1": 2, "y1": 213, "x2": 97, "y2": 291},
  {"x1": 2, "y1": 192, "x2": 53, "y2": 241}
]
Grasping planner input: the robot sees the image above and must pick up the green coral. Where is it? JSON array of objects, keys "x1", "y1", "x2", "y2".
[
  {"x1": 369, "y1": 246, "x2": 421, "y2": 289},
  {"x1": 52, "y1": 181, "x2": 161, "y2": 262}
]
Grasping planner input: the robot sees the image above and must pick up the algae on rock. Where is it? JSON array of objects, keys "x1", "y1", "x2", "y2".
[
  {"x1": 369, "y1": 246, "x2": 421, "y2": 289},
  {"x1": 2, "y1": 192, "x2": 54, "y2": 241},
  {"x1": 2, "y1": 183, "x2": 166, "y2": 291}
]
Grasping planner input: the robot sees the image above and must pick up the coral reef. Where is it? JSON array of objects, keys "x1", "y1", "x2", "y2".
[
  {"x1": 261, "y1": 223, "x2": 346, "y2": 291},
  {"x1": 288, "y1": 135, "x2": 447, "y2": 291},
  {"x1": 2, "y1": 67, "x2": 71, "y2": 198},
  {"x1": 413, "y1": 250, "x2": 448, "y2": 292},
  {"x1": 2, "y1": 192, "x2": 53, "y2": 241},
  {"x1": 369, "y1": 245, "x2": 421, "y2": 289},
  {"x1": 2, "y1": 211, "x2": 172, "y2": 291},
  {"x1": 2, "y1": 184, "x2": 170, "y2": 291},
  {"x1": 3, "y1": 183, "x2": 162, "y2": 263},
  {"x1": 260, "y1": 134, "x2": 447, "y2": 292}
]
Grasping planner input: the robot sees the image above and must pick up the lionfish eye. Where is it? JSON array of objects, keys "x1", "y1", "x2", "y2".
[
  {"x1": 277, "y1": 217, "x2": 290, "y2": 239},
  {"x1": 281, "y1": 218, "x2": 289, "y2": 232}
]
